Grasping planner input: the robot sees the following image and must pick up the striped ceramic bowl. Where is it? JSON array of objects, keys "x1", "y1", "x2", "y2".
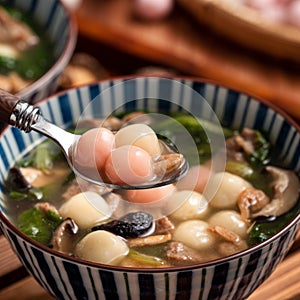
[
  {"x1": 2, "y1": 0, "x2": 77, "y2": 104},
  {"x1": 0, "y1": 77, "x2": 299, "y2": 300}
]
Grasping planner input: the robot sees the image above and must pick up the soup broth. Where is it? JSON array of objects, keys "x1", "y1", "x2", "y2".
[{"x1": 3, "y1": 112, "x2": 300, "y2": 267}]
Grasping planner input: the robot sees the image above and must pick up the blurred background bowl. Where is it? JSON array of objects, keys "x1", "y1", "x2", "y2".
[
  {"x1": 1, "y1": 0, "x2": 77, "y2": 104},
  {"x1": 0, "y1": 77, "x2": 299, "y2": 300}
]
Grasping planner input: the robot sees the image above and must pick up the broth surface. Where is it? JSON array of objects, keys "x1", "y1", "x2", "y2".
[{"x1": 3, "y1": 112, "x2": 300, "y2": 267}]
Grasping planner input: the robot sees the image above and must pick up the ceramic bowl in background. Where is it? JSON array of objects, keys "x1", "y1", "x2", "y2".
[{"x1": 1, "y1": 0, "x2": 77, "y2": 104}]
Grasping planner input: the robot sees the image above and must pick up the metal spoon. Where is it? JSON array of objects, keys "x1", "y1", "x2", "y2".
[{"x1": 0, "y1": 89, "x2": 188, "y2": 189}]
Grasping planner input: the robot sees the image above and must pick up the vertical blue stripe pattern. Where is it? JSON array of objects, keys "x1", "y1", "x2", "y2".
[
  {"x1": 0, "y1": 77, "x2": 300, "y2": 300},
  {"x1": 59, "y1": 94, "x2": 73, "y2": 125}
]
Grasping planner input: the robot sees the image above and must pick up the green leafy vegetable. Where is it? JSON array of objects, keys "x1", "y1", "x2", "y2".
[
  {"x1": 16, "y1": 140, "x2": 63, "y2": 172},
  {"x1": 172, "y1": 114, "x2": 233, "y2": 139},
  {"x1": 225, "y1": 161, "x2": 254, "y2": 179},
  {"x1": 249, "y1": 200, "x2": 300, "y2": 246},
  {"x1": 129, "y1": 249, "x2": 167, "y2": 266},
  {"x1": 0, "y1": 55, "x2": 16, "y2": 75},
  {"x1": 18, "y1": 205, "x2": 62, "y2": 245},
  {"x1": 153, "y1": 114, "x2": 233, "y2": 165},
  {"x1": 10, "y1": 187, "x2": 44, "y2": 202}
]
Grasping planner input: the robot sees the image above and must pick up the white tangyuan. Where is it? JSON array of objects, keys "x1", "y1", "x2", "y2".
[
  {"x1": 75, "y1": 230, "x2": 129, "y2": 265},
  {"x1": 167, "y1": 190, "x2": 209, "y2": 221},
  {"x1": 59, "y1": 191, "x2": 111, "y2": 229},
  {"x1": 173, "y1": 220, "x2": 216, "y2": 250},
  {"x1": 208, "y1": 210, "x2": 249, "y2": 239},
  {"x1": 206, "y1": 172, "x2": 252, "y2": 209},
  {"x1": 114, "y1": 123, "x2": 161, "y2": 156}
]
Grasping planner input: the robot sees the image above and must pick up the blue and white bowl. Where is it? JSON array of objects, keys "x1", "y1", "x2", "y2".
[
  {"x1": 0, "y1": 77, "x2": 299, "y2": 300},
  {"x1": 1, "y1": 0, "x2": 77, "y2": 104}
]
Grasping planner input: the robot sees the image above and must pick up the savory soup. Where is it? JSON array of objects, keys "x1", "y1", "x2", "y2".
[
  {"x1": 4, "y1": 112, "x2": 300, "y2": 267},
  {"x1": 0, "y1": 6, "x2": 55, "y2": 93}
]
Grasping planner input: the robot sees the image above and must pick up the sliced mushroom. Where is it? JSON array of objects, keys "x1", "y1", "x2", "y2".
[
  {"x1": 252, "y1": 166, "x2": 300, "y2": 218},
  {"x1": 92, "y1": 211, "x2": 155, "y2": 239},
  {"x1": 51, "y1": 218, "x2": 79, "y2": 255},
  {"x1": 237, "y1": 187, "x2": 271, "y2": 222},
  {"x1": 6, "y1": 167, "x2": 32, "y2": 191},
  {"x1": 153, "y1": 153, "x2": 184, "y2": 177},
  {"x1": 208, "y1": 225, "x2": 248, "y2": 257}
]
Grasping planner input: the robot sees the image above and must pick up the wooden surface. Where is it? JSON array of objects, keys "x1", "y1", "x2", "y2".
[{"x1": 76, "y1": 0, "x2": 300, "y2": 121}]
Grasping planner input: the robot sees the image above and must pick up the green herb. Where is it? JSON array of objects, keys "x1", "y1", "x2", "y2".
[
  {"x1": 129, "y1": 249, "x2": 166, "y2": 266},
  {"x1": 249, "y1": 130, "x2": 271, "y2": 166},
  {"x1": 18, "y1": 206, "x2": 62, "y2": 245},
  {"x1": 16, "y1": 140, "x2": 62, "y2": 172},
  {"x1": 225, "y1": 161, "x2": 254, "y2": 179},
  {"x1": 249, "y1": 200, "x2": 300, "y2": 246}
]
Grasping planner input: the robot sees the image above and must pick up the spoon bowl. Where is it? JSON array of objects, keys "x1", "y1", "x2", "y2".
[{"x1": 0, "y1": 89, "x2": 188, "y2": 189}]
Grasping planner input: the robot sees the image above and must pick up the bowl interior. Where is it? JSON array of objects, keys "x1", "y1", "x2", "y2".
[{"x1": 1, "y1": 77, "x2": 299, "y2": 217}]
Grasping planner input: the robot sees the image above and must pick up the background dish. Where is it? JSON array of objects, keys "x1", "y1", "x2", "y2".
[
  {"x1": 177, "y1": 0, "x2": 300, "y2": 63},
  {"x1": 1, "y1": 0, "x2": 77, "y2": 104}
]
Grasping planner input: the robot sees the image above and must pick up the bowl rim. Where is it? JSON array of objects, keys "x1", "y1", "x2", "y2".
[
  {"x1": 15, "y1": 0, "x2": 78, "y2": 101},
  {"x1": 1, "y1": 75, "x2": 299, "y2": 273}
]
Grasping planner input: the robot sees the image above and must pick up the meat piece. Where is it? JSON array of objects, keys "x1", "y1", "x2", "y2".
[
  {"x1": 155, "y1": 216, "x2": 175, "y2": 234},
  {"x1": 35, "y1": 202, "x2": 59, "y2": 215},
  {"x1": 226, "y1": 128, "x2": 258, "y2": 162},
  {"x1": 128, "y1": 233, "x2": 171, "y2": 247},
  {"x1": 165, "y1": 241, "x2": 204, "y2": 264}
]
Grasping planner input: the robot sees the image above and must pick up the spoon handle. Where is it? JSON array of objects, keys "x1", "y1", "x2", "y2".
[
  {"x1": 0, "y1": 89, "x2": 40, "y2": 132},
  {"x1": 0, "y1": 89, "x2": 21, "y2": 123}
]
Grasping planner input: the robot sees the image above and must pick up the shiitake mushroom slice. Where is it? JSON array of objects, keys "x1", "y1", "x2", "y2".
[{"x1": 92, "y1": 211, "x2": 154, "y2": 239}]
